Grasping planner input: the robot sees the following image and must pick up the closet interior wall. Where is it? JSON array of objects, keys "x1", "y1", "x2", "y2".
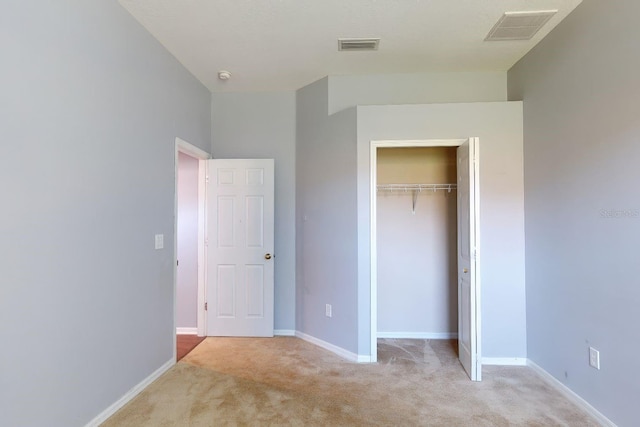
[{"x1": 377, "y1": 147, "x2": 458, "y2": 338}]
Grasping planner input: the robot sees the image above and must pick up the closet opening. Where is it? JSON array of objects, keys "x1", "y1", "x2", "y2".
[
  {"x1": 370, "y1": 139, "x2": 481, "y2": 381},
  {"x1": 377, "y1": 146, "x2": 458, "y2": 340}
]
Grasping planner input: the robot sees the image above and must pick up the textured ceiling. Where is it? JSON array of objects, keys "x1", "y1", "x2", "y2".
[{"x1": 119, "y1": 0, "x2": 582, "y2": 92}]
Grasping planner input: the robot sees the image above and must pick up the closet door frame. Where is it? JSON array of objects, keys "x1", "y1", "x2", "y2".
[{"x1": 369, "y1": 139, "x2": 480, "y2": 378}]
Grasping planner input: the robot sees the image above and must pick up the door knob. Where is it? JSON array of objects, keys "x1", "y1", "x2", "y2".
[
  {"x1": 463, "y1": 268, "x2": 468, "y2": 273},
  {"x1": 264, "y1": 253, "x2": 272, "y2": 260}
]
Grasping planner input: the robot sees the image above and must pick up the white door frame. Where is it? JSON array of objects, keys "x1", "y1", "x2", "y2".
[
  {"x1": 369, "y1": 139, "x2": 481, "y2": 369},
  {"x1": 174, "y1": 137, "x2": 211, "y2": 354}
]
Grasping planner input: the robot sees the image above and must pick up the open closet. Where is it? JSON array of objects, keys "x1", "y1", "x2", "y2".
[{"x1": 376, "y1": 147, "x2": 458, "y2": 339}]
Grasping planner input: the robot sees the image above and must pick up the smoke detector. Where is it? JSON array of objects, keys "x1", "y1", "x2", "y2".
[
  {"x1": 338, "y1": 38, "x2": 380, "y2": 51},
  {"x1": 218, "y1": 70, "x2": 232, "y2": 80},
  {"x1": 485, "y1": 10, "x2": 558, "y2": 41}
]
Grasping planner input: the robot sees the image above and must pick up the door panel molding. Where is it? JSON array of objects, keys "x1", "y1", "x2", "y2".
[
  {"x1": 206, "y1": 159, "x2": 275, "y2": 337},
  {"x1": 457, "y1": 137, "x2": 481, "y2": 381}
]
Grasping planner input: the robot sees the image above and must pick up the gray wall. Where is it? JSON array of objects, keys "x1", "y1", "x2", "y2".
[
  {"x1": 328, "y1": 71, "x2": 507, "y2": 115},
  {"x1": 296, "y1": 78, "x2": 359, "y2": 353},
  {"x1": 356, "y1": 103, "x2": 526, "y2": 358},
  {"x1": 508, "y1": 1, "x2": 640, "y2": 425},
  {"x1": 377, "y1": 192, "x2": 458, "y2": 336},
  {"x1": 0, "y1": 2, "x2": 211, "y2": 426},
  {"x1": 211, "y1": 91, "x2": 296, "y2": 331},
  {"x1": 177, "y1": 152, "x2": 199, "y2": 329},
  {"x1": 295, "y1": 72, "x2": 516, "y2": 357}
]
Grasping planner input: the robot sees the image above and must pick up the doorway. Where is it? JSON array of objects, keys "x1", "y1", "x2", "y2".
[
  {"x1": 174, "y1": 138, "x2": 210, "y2": 360},
  {"x1": 177, "y1": 151, "x2": 200, "y2": 336},
  {"x1": 369, "y1": 138, "x2": 481, "y2": 381},
  {"x1": 376, "y1": 146, "x2": 458, "y2": 340}
]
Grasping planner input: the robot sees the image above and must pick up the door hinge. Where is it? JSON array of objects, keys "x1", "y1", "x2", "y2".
[
  {"x1": 205, "y1": 175, "x2": 210, "y2": 183},
  {"x1": 176, "y1": 259, "x2": 179, "y2": 266},
  {"x1": 204, "y1": 302, "x2": 208, "y2": 311}
]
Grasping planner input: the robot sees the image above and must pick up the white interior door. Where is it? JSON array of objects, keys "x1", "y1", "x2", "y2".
[
  {"x1": 457, "y1": 138, "x2": 481, "y2": 381},
  {"x1": 206, "y1": 159, "x2": 275, "y2": 337}
]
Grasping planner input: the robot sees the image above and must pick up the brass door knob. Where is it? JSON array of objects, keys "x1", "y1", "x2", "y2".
[
  {"x1": 265, "y1": 253, "x2": 272, "y2": 260},
  {"x1": 463, "y1": 268, "x2": 469, "y2": 273}
]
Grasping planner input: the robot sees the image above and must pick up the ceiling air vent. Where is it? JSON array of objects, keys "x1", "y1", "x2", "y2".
[
  {"x1": 485, "y1": 10, "x2": 558, "y2": 41},
  {"x1": 338, "y1": 38, "x2": 380, "y2": 51}
]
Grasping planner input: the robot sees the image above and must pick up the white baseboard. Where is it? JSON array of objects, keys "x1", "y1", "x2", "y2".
[
  {"x1": 176, "y1": 327, "x2": 198, "y2": 335},
  {"x1": 274, "y1": 329, "x2": 296, "y2": 336},
  {"x1": 482, "y1": 357, "x2": 528, "y2": 366},
  {"x1": 294, "y1": 331, "x2": 371, "y2": 363},
  {"x1": 85, "y1": 358, "x2": 174, "y2": 427},
  {"x1": 527, "y1": 360, "x2": 616, "y2": 427},
  {"x1": 356, "y1": 354, "x2": 372, "y2": 363},
  {"x1": 377, "y1": 332, "x2": 458, "y2": 339}
]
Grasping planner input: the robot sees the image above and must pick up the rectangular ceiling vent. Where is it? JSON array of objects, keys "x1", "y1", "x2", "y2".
[
  {"x1": 485, "y1": 10, "x2": 558, "y2": 41},
  {"x1": 338, "y1": 38, "x2": 380, "y2": 51}
]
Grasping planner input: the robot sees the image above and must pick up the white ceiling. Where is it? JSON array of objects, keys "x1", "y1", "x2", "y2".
[{"x1": 119, "y1": 0, "x2": 582, "y2": 93}]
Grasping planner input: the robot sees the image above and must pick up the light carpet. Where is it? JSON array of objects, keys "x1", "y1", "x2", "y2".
[{"x1": 102, "y1": 337, "x2": 598, "y2": 426}]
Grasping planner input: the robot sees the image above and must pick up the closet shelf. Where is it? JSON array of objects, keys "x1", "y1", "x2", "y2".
[
  {"x1": 377, "y1": 183, "x2": 457, "y2": 214},
  {"x1": 377, "y1": 183, "x2": 457, "y2": 193}
]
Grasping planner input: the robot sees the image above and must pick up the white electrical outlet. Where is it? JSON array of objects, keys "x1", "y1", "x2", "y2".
[
  {"x1": 589, "y1": 347, "x2": 600, "y2": 370},
  {"x1": 325, "y1": 304, "x2": 332, "y2": 318}
]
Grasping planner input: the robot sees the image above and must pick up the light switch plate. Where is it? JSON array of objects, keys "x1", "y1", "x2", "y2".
[
  {"x1": 155, "y1": 234, "x2": 164, "y2": 250},
  {"x1": 589, "y1": 347, "x2": 600, "y2": 370}
]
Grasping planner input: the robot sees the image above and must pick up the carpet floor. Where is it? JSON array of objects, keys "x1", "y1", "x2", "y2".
[{"x1": 102, "y1": 337, "x2": 598, "y2": 426}]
